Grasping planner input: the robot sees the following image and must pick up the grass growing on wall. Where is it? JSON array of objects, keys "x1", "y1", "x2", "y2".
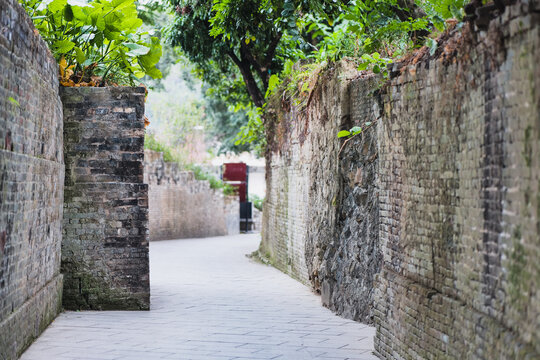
[
  {"x1": 249, "y1": 194, "x2": 264, "y2": 211},
  {"x1": 144, "y1": 133, "x2": 177, "y2": 162},
  {"x1": 144, "y1": 133, "x2": 236, "y2": 196},
  {"x1": 184, "y1": 164, "x2": 237, "y2": 195}
]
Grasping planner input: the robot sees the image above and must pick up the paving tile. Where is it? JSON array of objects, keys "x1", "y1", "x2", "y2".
[{"x1": 20, "y1": 234, "x2": 375, "y2": 360}]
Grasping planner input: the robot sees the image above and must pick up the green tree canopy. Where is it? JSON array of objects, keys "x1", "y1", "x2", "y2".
[
  {"x1": 165, "y1": 0, "x2": 466, "y2": 153},
  {"x1": 165, "y1": 0, "x2": 343, "y2": 107}
]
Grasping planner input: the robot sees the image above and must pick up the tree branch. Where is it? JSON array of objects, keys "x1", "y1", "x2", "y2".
[
  {"x1": 263, "y1": 32, "x2": 282, "y2": 70},
  {"x1": 240, "y1": 32, "x2": 282, "y2": 91},
  {"x1": 240, "y1": 43, "x2": 268, "y2": 90},
  {"x1": 227, "y1": 50, "x2": 265, "y2": 108}
]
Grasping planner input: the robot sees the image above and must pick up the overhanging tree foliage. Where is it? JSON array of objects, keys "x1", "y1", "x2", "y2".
[
  {"x1": 165, "y1": 0, "x2": 467, "y2": 153},
  {"x1": 23, "y1": 0, "x2": 162, "y2": 86},
  {"x1": 165, "y1": 0, "x2": 342, "y2": 108}
]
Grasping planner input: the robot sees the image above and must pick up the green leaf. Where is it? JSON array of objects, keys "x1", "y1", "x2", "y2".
[
  {"x1": 432, "y1": 15, "x2": 445, "y2": 32},
  {"x1": 269, "y1": 74, "x2": 280, "y2": 88},
  {"x1": 427, "y1": 38, "x2": 438, "y2": 56},
  {"x1": 48, "y1": 0, "x2": 67, "y2": 14},
  {"x1": 63, "y1": 4, "x2": 73, "y2": 21},
  {"x1": 104, "y1": 30, "x2": 121, "y2": 41},
  {"x1": 450, "y1": 5, "x2": 463, "y2": 21},
  {"x1": 71, "y1": 5, "x2": 86, "y2": 20},
  {"x1": 94, "y1": 32, "x2": 104, "y2": 47},
  {"x1": 54, "y1": 39, "x2": 75, "y2": 53},
  {"x1": 74, "y1": 47, "x2": 86, "y2": 63},
  {"x1": 138, "y1": 37, "x2": 162, "y2": 69},
  {"x1": 337, "y1": 130, "x2": 351, "y2": 138},
  {"x1": 121, "y1": 18, "x2": 143, "y2": 31},
  {"x1": 112, "y1": 0, "x2": 134, "y2": 11},
  {"x1": 358, "y1": 63, "x2": 368, "y2": 71},
  {"x1": 144, "y1": 66, "x2": 162, "y2": 79},
  {"x1": 7, "y1": 96, "x2": 20, "y2": 106},
  {"x1": 124, "y1": 43, "x2": 150, "y2": 56},
  {"x1": 133, "y1": 70, "x2": 145, "y2": 78},
  {"x1": 266, "y1": 74, "x2": 280, "y2": 97},
  {"x1": 373, "y1": 65, "x2": 380, "y2": 74},
  {"x1": 95, "y1": 16, "x2": 106, "y2": 31},
  {"x1": 350, "y1": 126, "x2": 362, "y2": 134}
]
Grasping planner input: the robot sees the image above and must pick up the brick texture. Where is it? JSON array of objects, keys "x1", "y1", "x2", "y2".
[
  {"x1": 263, "y1": 63, "x2": 382, "y2": 322},
  {"x1": 144, "y1": 150, "x2": 239, "y2": 240},
  {"x1": 0, "y1": 0, "x2": 64, "y2": 358},
  {"x1": 374, "y1": 3, "x2": 540, "y2": 358},
  {"x1": 263, "y1": 1, "x2": 539, "y2": 356},
  {"x1": 61, "y1": 87, "x2": 150, "y2": 310},
  {"x1": 262, "y1": 62, "x2": 358, "y2": 286}
]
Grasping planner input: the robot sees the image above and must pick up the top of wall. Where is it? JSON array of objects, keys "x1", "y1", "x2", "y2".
[
  {"x1": 0, "y1": 0, "x2": 63, "y2": 163},
  {"x1": 144, "y1": 150, "x2": 220, "y2": 195},
  {"x1": 144, "y1": 150, "x2": 192, "y2": 185}
]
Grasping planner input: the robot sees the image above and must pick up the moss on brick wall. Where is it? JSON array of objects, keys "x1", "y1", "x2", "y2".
[
  {"x1": 374, "y1": 3, "x2": 540, "y2": 358},
  {"x1": 0, "y1": 0, "x2": 64, "y2": 358},
  {"x1": 61, "y1": 87, "x2": 150, "y2": 311},
  {"x1": 262, "y1": 1, "x2": 540, "y2": 357}
]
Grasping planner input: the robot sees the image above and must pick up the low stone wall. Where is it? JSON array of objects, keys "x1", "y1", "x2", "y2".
[
  {"x1": 263, "y1": 1, "x2": 539, "y2": 357},
  {"x1": 0, "y1": 0, "x2": 64, "y2": 358},
  {"x1": 61, "y1": 87, "x2": 150, "y2": 310},
  {"x1": 144, "y1": 150, "x2": 240, "y2": 240}
]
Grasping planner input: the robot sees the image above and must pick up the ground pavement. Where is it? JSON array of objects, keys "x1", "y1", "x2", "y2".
[{"x1": 21, "y1": 233, "x2": 376, "y2": 360}]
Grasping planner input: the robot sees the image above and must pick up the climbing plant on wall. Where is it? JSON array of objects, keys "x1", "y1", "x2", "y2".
[
  {"x1": 166, "y1": 0, "x2": 466, "y2": 148},
  {"x1": 21, "y1": 0, "x2": 162, "y2": 86}
]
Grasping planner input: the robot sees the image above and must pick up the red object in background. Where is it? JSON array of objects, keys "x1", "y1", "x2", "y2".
[
  {"x1": 223, "y1": 163, "x2": 248, "y2": 202},
  {"x1": 223, "y1": 163, "x2": 247, "y2": 182},
  {"x1": 229, "y1": 183, "x2": 247, "y2": 202}
]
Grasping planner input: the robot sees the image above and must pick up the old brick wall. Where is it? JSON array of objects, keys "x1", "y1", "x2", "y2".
[
  {"x1": 263, "y1": 65, "x2": 382, "y2": 322},
  {"x1": 0, "y1": 0, "x2": 64, "y2": 358},
  {"x1": 320, "y1": 77, "x2": 382, "y2": 322},
  {"x1": 263, "y1": 1, "x2": 539, "y2": 354},
  {"x1": 262, "y1": 62, "x2": 366, "y2": 290},
  {"x1": 61, "y1": 87, "x2": 150, "y2": 310},
  {"x1": 144, "y1": 150, "x2": 240, "y2": 240},
  {"x1": 374, "y1": 3, "x2": 540, "y2": 358}
]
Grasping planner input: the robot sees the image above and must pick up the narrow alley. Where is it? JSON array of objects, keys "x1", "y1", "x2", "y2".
[{"x1": 21, "y1": 234, "x2": 376, "y2": 360}]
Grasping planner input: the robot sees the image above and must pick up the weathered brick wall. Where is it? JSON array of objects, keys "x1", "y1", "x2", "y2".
[
  {"x1": 144, "y1": 150, "x2": 239, "y2": 240},
  {"x1": 262, "y1": 62, "x2": 360, "y2": 287},
  {"x1": 263, "y1": 1, "x2": 539, "y2": 355},
  {"x1": 374, "y1": 3, "x2": 540, "y2": 358},
  {"x1": 0, "y1": 0, "x2": 64, "y2": 358},
  {"x1": 261, "y1": 103, "x2": 312, "y2": 285},
  {"x1": 61, "y1": 87, "x2": 150, "y2": 310},
  {"x1": 320, "y1": 77, "x2": 382, "y2": 322},
  {"x1": 263, "y1": 65, "x2": 382, "y2": 322}
]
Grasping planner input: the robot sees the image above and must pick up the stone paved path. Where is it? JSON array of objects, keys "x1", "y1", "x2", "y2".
[{"x1": 21, "y1": 234, "x2": 376, "y2": 360}]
